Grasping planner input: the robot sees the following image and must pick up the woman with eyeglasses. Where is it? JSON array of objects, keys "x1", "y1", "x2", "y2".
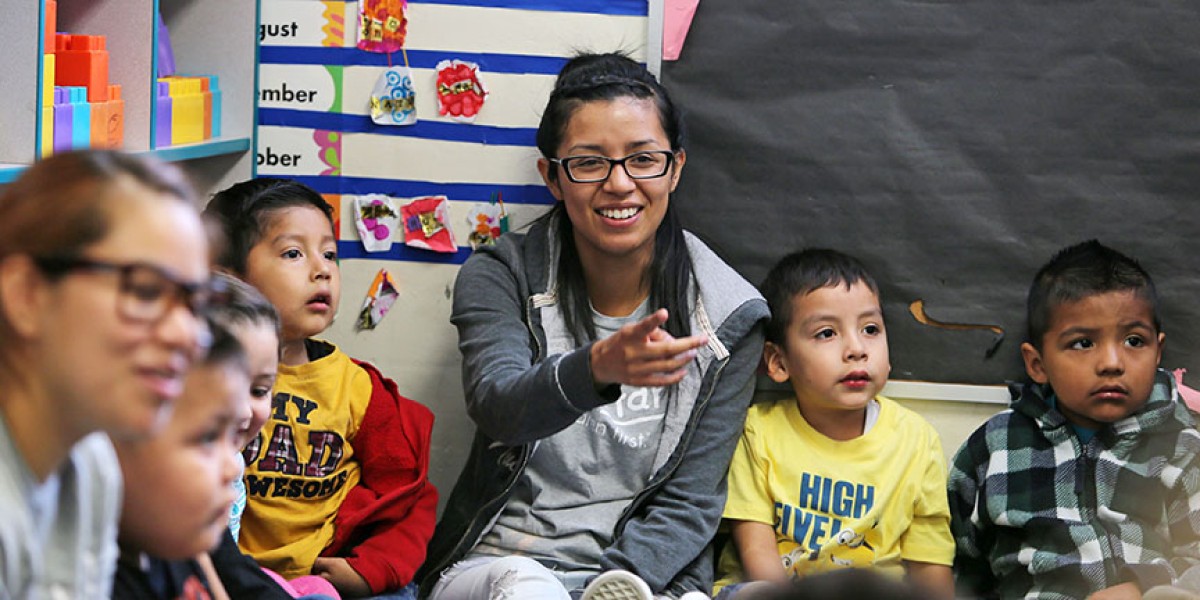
[
  {"x1": 419, "y1": 53, "x2": 769, "y2": 600},
  {"x1": 0, "y1": 150, "x2": 212, "y2": 596}
]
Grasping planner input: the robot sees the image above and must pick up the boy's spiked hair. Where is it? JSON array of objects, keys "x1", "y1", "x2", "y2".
[
  {"x1": 1026, "y1": 239, "x2": 1159, "y2": 349},
  {"x1": 760, "y1": 248, "x2": 880, "y2": 346},
  {"x1": 203, "y1": 178, "x2": 333, "y2": 275}
]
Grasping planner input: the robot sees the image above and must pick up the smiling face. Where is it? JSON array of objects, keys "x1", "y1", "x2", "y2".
[
  {"x1": 116, "y1": 360, "x2": 245, "y2": 559},
  {"x1": 537, "y1": 97, "x2": 685, "y2": 269},
  {"x1": 38, "y1": 182, "x2": 210, "y2": 441},
  {"x1": 765, "y1": 282, "x2": 891, "y2": 434},
  {"x1": 1021, "y1": 290, "x2": 1163, "y2": 430},
  {"x1": 242, "y1": 206, "x2": 340, "y2": 347}
]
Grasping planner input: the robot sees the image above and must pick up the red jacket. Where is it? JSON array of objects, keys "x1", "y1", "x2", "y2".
[{"x1": 322, "y1": 359, "x2": 437, "y2": 593}]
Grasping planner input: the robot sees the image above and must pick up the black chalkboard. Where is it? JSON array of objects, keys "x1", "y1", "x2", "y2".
[{"x1": 663, "y1": 0, "x2": 1200, "y2": 384}]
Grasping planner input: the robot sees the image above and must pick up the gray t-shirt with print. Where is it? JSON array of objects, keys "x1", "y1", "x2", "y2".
[{"x1": 472, "y1": 299, "x2": 668, "y2": 574}]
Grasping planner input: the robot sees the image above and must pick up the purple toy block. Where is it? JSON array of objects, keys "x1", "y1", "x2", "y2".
[
  {"x1": 155, "y1": 81, "x2": 173, "y2": 148},
  {"x1": 53, "y1": 87, "x2": 74, "y2": 154}
]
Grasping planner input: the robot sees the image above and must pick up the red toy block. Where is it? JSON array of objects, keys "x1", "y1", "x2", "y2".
[{"x1": 56, "y1": 34, "x2": 109, "y2": 103}]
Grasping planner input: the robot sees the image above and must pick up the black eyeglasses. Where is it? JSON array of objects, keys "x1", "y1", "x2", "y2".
[
  {"x1": 33, "y1": 256, "x2": 226, "y2": 324},
  {"x1": 548, "y1": 150, "x2": 676, "y2": 184}
]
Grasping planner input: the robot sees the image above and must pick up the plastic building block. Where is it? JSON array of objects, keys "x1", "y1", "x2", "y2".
[
  {"x1": 165, "y1": 78, "x2": 196, "y2": 144},
  {"x1": 42, "y1": 53, "x2": 55, "y2": 107},
  {"x1": 90, "y1": 96, "x2": 108, "y2": 148},
  {"x1": 52, "y1": 87, "x2": 73, "y2": 153},
  {"x1": 56, "y1": 34, "x2": 109, "y2": 103},
  {"x1": 106, "y1": 84, "x2": 124, "y2": 149},
  {"x1": 200, "y1": 77, "x2": 213, "y2": 140},
  {"x1": 155, "y1": 80, "x2": 173, "y2": 148},
  {"x1": 208, "y1": 75, "x2": 222, "y2": 138},
  {"x1": 41, "y1": 103, "x2": 53, "y2": 157},
  {"x1": 156, "y1": 75, "x2": 221, "y2": 147},
  {"x1": 68, "y1": 86, "x2": 89, "y2": 149},
  {"x1": 44, "y1": 1, "x2": 57, "y2": 54}
]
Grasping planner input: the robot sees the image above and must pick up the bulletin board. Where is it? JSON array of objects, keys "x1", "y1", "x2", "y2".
[{"x1": 662, "y1": 0, "x2": 1200, "y2": 384}]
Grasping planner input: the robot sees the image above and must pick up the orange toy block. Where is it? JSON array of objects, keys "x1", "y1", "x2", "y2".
[
  {"x1": 106, "y1": 84, "x2": 124, "y2": 148},
  {"x1": 199, "y1": 77, "x2": 213, "y2": 140},
  {"x1": 55, "y1": 34, "x2": 109, "y2": 103},
  {"x1": 44, "y1": 1, "x2": 57, "y2": 53},
  {"x1": 89, "y1": 99, "x2": 108, "y2": 148}
]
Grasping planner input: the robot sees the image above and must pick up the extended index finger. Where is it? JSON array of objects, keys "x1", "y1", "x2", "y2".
[
  {"x1": 628, "y1": 308, "x2": 670, "y2": 338},
  {"x1": 645, "y1": 334, "x2": 709, "y2": 359}
]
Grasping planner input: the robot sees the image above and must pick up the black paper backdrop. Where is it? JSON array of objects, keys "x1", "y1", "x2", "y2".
[{"x1": 663, "y1": 0, "x2": 1200, "y2": 384}]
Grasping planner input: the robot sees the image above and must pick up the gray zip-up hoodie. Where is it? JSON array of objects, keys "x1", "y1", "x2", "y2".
[{"x1": 417, "y1": 217, "x2": 768, "y2": 598}]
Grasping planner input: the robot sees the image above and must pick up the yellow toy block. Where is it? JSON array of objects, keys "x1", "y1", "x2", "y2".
[
  {"x1": 41, "y1": 104, "x2": 53, "y2": 157},
  {"x1": 43, "y1": 54, "x2": 55, "y2": 107},
  {"x1": 168, "y1": 77, "x2": 204, "y2": 145}
]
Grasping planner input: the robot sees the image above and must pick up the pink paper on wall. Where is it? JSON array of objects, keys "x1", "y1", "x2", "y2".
[
  {"x1": 663, "y1": 0, "x2": 701, "y2": 61},
  {"x1": 1173, "y1": 369, "x2": 1200, "y2": 413}
]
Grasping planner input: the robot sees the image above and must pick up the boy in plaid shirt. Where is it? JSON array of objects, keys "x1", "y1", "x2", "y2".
[{"x1": 948, "y1": 240, "x2": 1200, "y2": 599}]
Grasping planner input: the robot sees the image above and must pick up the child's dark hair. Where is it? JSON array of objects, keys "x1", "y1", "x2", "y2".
[
  {"x1": 205, "y1": 273, "x2": 280, "y2": 350},
  {"x1": 536, "y1": 52, "x2": 693, "y2": 342},
  {"x1": 760, "y1": 248, "x2": 880, "y2": 346},
  {"x1": 202, "y1": 319, "x2": 248, "y2": 373},
  {"x1": 203, "y1": 178, "x2": 333, "y2": 275},
  {"x1": 1026, "y1": 239, "x2": 1159, "y2": 349}
]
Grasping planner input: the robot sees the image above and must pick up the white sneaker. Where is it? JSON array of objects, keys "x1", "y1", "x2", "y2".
[
  {"x1": 676, "y1": 593, "x2": 711, "y2": 600},
  {"x1": 581, "y1": 569, "x2": 653, "y2": 600}
]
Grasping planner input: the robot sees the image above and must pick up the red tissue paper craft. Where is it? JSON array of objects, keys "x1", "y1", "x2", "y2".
[
  {"x1": 401, "y1": 195, "x2": 458, "y2": 253},
  {"x1": 357, "y1": 0, "x2": 408, "y2": 53},
  {"x1": 436, "y1": 59, "x2": 488, "y2": 122}
]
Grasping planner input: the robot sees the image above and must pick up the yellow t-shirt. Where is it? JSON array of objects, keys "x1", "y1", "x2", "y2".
[
  {"x1": 238, "y1": 341, "x2": 368, "y2": 579},
  {"x1": 714, "y1": 395, "x2": 953, "y2": 593}
]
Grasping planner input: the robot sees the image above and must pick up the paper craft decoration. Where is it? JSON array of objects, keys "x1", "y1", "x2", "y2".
[
  {"x1": 466, "y1": 203, "x2": 505, "y2": 249},
  {"x1": 356, "y1": 268, "x2": 399, "y2": 331},
  {"x1": 466, "y1": 192, "x2": 510, "y2": 249},
  {"x1": 436, "y1": 60, "x2": 487, "y2": 122},
  {"x1": 357, "y1": 0, "x2": 408, "y2": 53},
  {"x1": 370, "y1": 66, "x2": 417, "y2": 126},
  {"x1": 353, "y1": 194, "x2": 400, "y2": 252},
  {"x1": 401, "y1": 195, "x2": 457, "y2": 253}
]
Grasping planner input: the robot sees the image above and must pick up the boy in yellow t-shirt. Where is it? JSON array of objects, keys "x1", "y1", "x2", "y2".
[{"x1": 713, "y1": 249, "x2": 953, "y2": 600}]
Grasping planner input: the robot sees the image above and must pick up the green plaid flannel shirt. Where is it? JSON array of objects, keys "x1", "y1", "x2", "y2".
[{"x1": 948, "y1": 368, "x2": 1200, "y2": 599}]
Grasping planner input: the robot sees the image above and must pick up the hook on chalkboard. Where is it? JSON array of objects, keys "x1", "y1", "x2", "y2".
[{"x1": 908, "y1": 299, "x2": 1005, "y2": 359}]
